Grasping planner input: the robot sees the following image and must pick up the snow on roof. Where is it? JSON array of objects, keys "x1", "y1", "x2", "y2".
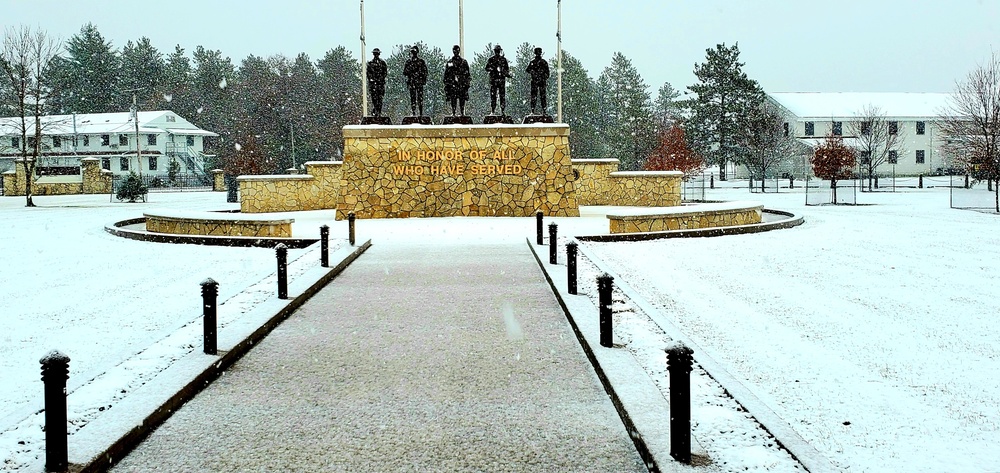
[
  {"x1": 769, "y1": 92, "x2": 953, "y2": 119},
  {"x1": 0, "y1": 110, "x2": 214, "y2": 136}
]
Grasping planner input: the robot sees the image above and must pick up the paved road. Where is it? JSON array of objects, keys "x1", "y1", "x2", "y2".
[{"x1": 113, "y1": 242, "x2": 646, "y2": 472}]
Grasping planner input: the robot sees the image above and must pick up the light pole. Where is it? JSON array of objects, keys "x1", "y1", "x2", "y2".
[{"x1": 122, "y1": 88, "x2": 144, "y2": 177}]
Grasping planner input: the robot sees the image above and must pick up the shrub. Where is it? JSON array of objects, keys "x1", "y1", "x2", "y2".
[{"x1": 116, "y1": 171, "x2": 148, "y2": 202}]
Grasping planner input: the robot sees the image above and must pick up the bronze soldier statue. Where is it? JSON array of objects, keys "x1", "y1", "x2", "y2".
[
  {"x1": 366, "y1": 48, "x2": 387, "y2": 117},
  {"x1": 485, "y1": 44, "x2": 510, "y2": 116},
  {"x1": 403, "y1": 45, "x2": 428, "y2": 117},
  {"x1": 526, "y1": 47, "x2": 550, "y2": 116},
  {"x1": 443, "y1": 45, "x2": 471, "y2": 116}
]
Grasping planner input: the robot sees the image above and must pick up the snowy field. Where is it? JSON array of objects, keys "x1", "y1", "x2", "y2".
[
  {"x1": 587, "y1": 186, "x2": 1000, "y2": 472},
  {"x1": 2, "y1": 185, "x2": 998, "y2": 472}
]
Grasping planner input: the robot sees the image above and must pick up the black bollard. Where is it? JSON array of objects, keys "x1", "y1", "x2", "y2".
[
  {"x1": 201, "y1": 278, "x2": 218, "y2": 355},
  {"x1": 536, "y1": 211, "x2": 544, "y2": 245},
  {"x1": 320, "y1": 225, "x2": 330, "y2": 268},
  {"x1": 597, "y1": 273, "x2": 614, "y2": 347},
  {"x1": 965, "y1": 174, "x2": 970, "y2": 189},
  {"x1": 275, "y1": 243, "x2": 288, "y2": 299},
  {"x1": 40, "y1": 350, "x2": 70, "y2": 472},
  {"x1": 548, "y1": 223, "x2": 558, "y2": 264},
  {"x1": 789, "y1": 176, "x2": 795, "y2": 189},
  {"x1": 709, "y1": 174, "x2": 715, "y2": 189},
  {"x1": 919, "y1": 174, "x2": 924, "y2": 188},
  {"x1": 566, "y1": 242, "x2": 578, "y2": 295},
  {"x1": 348, "y1": 212, "x2": 356, "y2": 246},
  {"x1": 666, "y1": 342, "x2": 694, "y2": 464}
]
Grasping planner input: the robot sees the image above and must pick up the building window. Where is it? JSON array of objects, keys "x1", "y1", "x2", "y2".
[
  {"x1": 832, "y1": 121, "x2": 842, "y2": 136},
  {"x1": 889, "y1": 121, "x2": 898, "y2": 135},
  {"x1": 186, "y1": 135, "x2": 195, "y2": 146},
  {"x1": 888, "y1": 150, "x2": 898, "y2": 164},
  {"x1": 27, "y1": 136, "x2": 36, "y2": 148},
  {"x1": 916, "y1": 121, "x2": 925, "y2": 135},
  {"x1": 148, "y1": 156, "x2": 157, "y2": 171},
  {"x1": 119, "y1": 134, "x2": 128, "y2": 146},
  {"x1": 860, "y1": 121, "x2": 871, "y2": 135},
  {"x1": 804, "y1": 121, "x2": 814, "y2": 136},
  {"x1": 83, "y1": 135, "x2": 90, "y2": 147},
  {"x1": 860, "y1": 151, "x2": 871, "y2": 165},
  {"x1": 101, "y1": 158, "x2": 110, "y2": 170},
  {"x1": 52, "y1": 136, "x2": 62, "y2": 148},
  {"x1": 11, "y1": 137, "x2": 18, "y2": 148},
  {"x1": 166, "y1": 115, "x2": 176, "y2": 122},
  {"x1": 120, "y1": 157, "x2": 129, "y2": 171},
  {"x1": 916, "y1": 150, "x2": 925, "y2": 164},
  {"x1": 147, "y1": 134, "x2": 157, "y2": 145},
  {"x1": 101, "y1": 134, "x2": 110, "y2": 146},
  {"x1": 783, "y1": 122, "x2": 789, "y2": 137}
]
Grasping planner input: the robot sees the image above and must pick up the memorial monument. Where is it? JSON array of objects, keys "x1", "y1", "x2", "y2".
[
  {"x1": 361, "y1": 48, "x2": 390, "y2": 125},
  {"x1": 524, "y1": 47, "x2": 554, "y2": 124},
  {"x1": 401, "y1": 45, "x2": 431, "y2": 125},
  {"x1": 442, "y1": 45, "x2": 473, "y2": 125}
]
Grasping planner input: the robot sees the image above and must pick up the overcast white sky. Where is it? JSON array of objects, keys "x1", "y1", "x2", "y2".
[{"x1": 9, "y1": 0, "x2": 1000, "y2": 94}]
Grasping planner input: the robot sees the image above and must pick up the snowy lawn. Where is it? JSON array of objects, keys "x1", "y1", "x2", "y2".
[
  {"x1": 0, "y1": 192, "x2": 339, "y2": 428},
  {"x1": 585, "y1": 186, "x2": 1000, "y2": 472}
]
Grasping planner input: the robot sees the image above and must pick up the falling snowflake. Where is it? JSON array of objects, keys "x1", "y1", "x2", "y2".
[
  {"x1": 234, "y1": 142, "x2": 242, "y2": 151},
  {"x1": 163, "y1": 94, "x2": 173, "y2": 102},
  {"x1": 219, "y1": 77, "x2": 228, "y2": 89},
  {"x1": 197, "y1": 106, "x2": 204, "y2": 114}
]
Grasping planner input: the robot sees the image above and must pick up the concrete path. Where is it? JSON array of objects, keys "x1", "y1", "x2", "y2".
[{"x1": 112, "y1": 242, "x2": 646, "y2": 472}]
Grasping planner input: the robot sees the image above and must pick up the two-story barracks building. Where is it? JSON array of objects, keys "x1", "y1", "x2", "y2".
[{"x1": 0, "y1": 110, "x2": 217, "y2": 177}]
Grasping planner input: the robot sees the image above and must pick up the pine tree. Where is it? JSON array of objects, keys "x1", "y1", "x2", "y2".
[
  {"x1": 159, "y1": 45, "x2": 197, "y2": 119},
  {"x1": 317, "y1": 46, "x2": 361, "y2": 155},
  {"x1": 52, "y1": 23, "x2": 121, "y2": 113},
  {"x1": 190, "y1": 45, "x2": 236, "y2": 160},
  {"x1": 559, "y1": 50, "x2": 602, "y2": 158},
  {"x1": 119, "y1": 37, "x2": 165, "y2": 110},
  {"x1": 596, "y1": 52, "x2": 656, "y2": 170},
  {"x1": 687, "y1": 43, "x2": 765, "y2": 180},
  {"x1": 654, "y1": 82, "x2": 683, "y2": 131}
]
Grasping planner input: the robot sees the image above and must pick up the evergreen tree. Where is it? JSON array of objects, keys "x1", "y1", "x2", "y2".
[
  {"x1": 190, "y1": 45, "x2": 236, "y2": 161},
  {"x1": 559, "y1": 50, "x2": 602, "y2": 158},
  {"x1": 654, "y1": 82, "x2": 683, "y2": 130},
  {"x1": 687, "y1": 43, "x2": 765, "y2": 180},
  {"x1": 52, "y1": 23, "x2": 121, "y2": 113},
  {"x1": 287, "y1": 53, "x2": 323, "y2": 166},
  {"x1": 159, "y1": 45, "x2": 197, "y2": 119},
  {"x1": 596, "y1": 52, "x2": 656, "y2": 170},
  {"x1": 317, "y1": 46, "x2": 361, "y2": 156},
  {"x1": 507, "y1": 42, "x2": 535, "y2": 120},
  {"x1": 119, "y1": 37, "x2": 164, "y2": 110}
]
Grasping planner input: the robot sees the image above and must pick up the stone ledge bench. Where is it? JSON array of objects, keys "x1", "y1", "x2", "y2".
[
  {"x1": 144, "y1": 209, "x2": 294, "y2": 238},
  {"x1": 607, "y1": 201, "x2": 763, "y2": 234}
]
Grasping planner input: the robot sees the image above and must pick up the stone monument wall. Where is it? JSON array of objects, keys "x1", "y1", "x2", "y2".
[
  {"x1": 336, "y1": 125, "x2": 579, "y2": 219},
  {"x1": 572, "y1": 159, "x2": 683, "y2": 207},
  {"x1": 2, "y1": 158, "x2": 111, "y2": 196},
  {"x1": 238, "y1": 161, "x2": 343, "y2": 213}
]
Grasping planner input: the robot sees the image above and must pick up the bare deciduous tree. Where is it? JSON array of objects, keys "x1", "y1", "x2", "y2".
[
  {"x1": 938, "y1": 52, "x2": 1000, "y2": 211},
  {"x1": 1, "y1": 26, "x2": 61, "y2": 207},
  {"x1": 737, "y1": 103, "x2": 803, "y2": 191},
  {"x1": 848, "y1": 104, "x2": 906, "y2": 191}
]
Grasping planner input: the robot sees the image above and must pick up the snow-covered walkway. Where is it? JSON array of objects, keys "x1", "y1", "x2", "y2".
[{"x1": 112, "y1": 241, "x2": 646, "y2": 472}]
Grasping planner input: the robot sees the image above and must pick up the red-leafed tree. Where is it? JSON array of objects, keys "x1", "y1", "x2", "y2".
[
  {"x1": 643, "y1": 124, "x2": 705, "y2": 177},
  {"x1": 811, "y1": 134, "x2": 856, "y2": 204}
]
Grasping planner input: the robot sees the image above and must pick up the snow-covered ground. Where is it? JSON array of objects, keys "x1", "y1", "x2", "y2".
[
  {"x1": 2, "y1": 185, "x2": 998, "y2": 472},
  {"x1": 586, "y1": 186, "x2": 1000, "y2": 472}
]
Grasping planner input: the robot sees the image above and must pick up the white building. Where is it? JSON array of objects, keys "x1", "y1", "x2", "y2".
[
  {"x1": 0, "y1": 110, "x2": 217, "y2": 177},
  {"x1": 768, "y1": 92, "x2": 956, "y2": 177}
]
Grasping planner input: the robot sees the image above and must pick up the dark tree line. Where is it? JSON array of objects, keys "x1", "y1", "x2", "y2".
[{"x1": 6, "y1": 22, "x2": 794, "y2": 179}]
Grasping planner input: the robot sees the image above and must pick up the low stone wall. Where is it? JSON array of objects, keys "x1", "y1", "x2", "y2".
[
  {"x1": 571, "y1": 159, "x2": 620, "y2": 205},
  {"x1": 2, "y1": 158, "x2": 111, "y2": 196},
  {"x1": 212, "y1": 169, "x2": 225, "y2": 192},
  {"x1": 238, "y1": 161, "x2": 342, "y2": 213},
  {"x1": 572, "y1": 160, "x2": 682, "y2": 207},
  {"x1": 337, "y1": 125, "x2": 578, "y2": 219},
  {"x1": 144, "y1": 210, "x2": 293, "y2": 237},
  {"x1": 607, "y1": 201, "x2": 763, "y2": 234}
]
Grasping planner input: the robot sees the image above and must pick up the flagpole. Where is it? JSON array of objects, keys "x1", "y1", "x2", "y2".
[
  {"x1": 557, "y1": 0, "x2": 563, "y2": 123},
  {"x1": 360, "y1": 0, "x2": 368, "y2": 117},
  {"x1": 459, "y1": 0, "x2": 465, "y2": 57}
]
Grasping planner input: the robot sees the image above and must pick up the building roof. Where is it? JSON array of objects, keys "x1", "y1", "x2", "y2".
[
  {"x1": 0, "y1": 110, "x2": 217, "y2": 136},
  {"x1": 769, "y1": 92, "x2": 953, "y2": 120}
]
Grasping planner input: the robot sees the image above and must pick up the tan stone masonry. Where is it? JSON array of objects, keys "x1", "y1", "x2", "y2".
[
  {"x1": 2, "y1": 158, "x2": 111, "y2": 196},
  {"x1": 336, "y1": 125, "x2": 579, "y2": 219},
  {"x1": 238, "y1": 161, "x2": 343, "y2": 213},
  {"x1": 607, "y1": 202, "x2": 763, "y2": 233}
]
